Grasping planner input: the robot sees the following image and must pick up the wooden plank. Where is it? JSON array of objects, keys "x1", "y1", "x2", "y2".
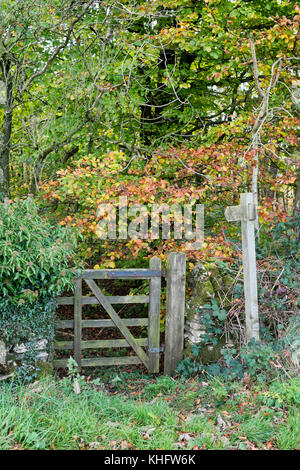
[
  {"x1": 54, "y1": 341, "x2": 73, "y2": 350},
  {"x1": 164, "y1": 252, "x2": 186, "y2": 376},
  {"x1": 240, "y1": 193, "x2": 260, "y2": 342},
  {"x1": 81, "y1": 356, "x2": 143, "y2": 367},
  {"x1": 85, "y1": 279, "x2": 149, "y2": 369},
  {"x1": 57, "y1": 297, "x2": 74, "y2": 305},
  {"x1": 55, "y1": 320, "x2": 74, "y2": 329},
  {"x1": 53, "y1": 356, "x2": 143, "y2": 368},
  {"x1": 224, "y1": 194, "x2": 260, "y2": 342},
  {"x1": 148, "y1": 257, "x2": 161, "y2": 373},
  {"x1": 57, "y1": 295, "x2": 149, "y2": 305},
  {"x1": 80, "y1": 269, "x2": 161, "y2": 280},
  {"x1": 224, "y1": 205, "x2": 242, "y2": 222},
  {"x1": 55, "y1": 318, "x2": 148, "y2": 329},
  {"x1": 55, "y1": 338, "x2": 148, "y2": 350},
  {"x1": 74, "y1": 278, "x2": 82, "y2": 368},
  {"x1": 53, "y1": 359, "x2": 73, "y2": 368}
]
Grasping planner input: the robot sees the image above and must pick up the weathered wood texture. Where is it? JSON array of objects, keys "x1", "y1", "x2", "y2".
[
  {"x1": 85, "y1": 278, "x2": 150, "y2": 369},
  {"x1": 55, "y1": 338, "x2": 148, "y2": 350},
  {"x1": 78, "y1": 269, "x2": 161, "y2": 279},
  {"x1": 54, "y1": 254, "x2": 186, "y2": 374},
  {"x1": 240, "y1": 193, "x2": 260, "y2": 341},
  {"x1": 74, "y1": 278, "x2": 82, "y2": 368},
  {"x1": 57, "y1": 295, "x2": 149, "y2": 305},
  {"x1": 225, "y1": 192, "x2": 260, "y2": 342},
  {"x1": 55, "y1": 318, "x2": 148, "y2": 329},
  {"x1": 148, "y1": 257, "x2": 161, "y2": 373},
  {"x1": 54, "y1": 258, "x2": 166, "y2": 372},
  {"x1": 53, "y1": 356, "x2": 143, "y2": 368},
  {"x1": 164, "y1": 252, "x2": 186, "y2": 376}
]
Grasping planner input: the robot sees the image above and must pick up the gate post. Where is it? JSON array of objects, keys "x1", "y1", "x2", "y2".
[
  {"x1": 74, "y1": 278, "x2": 82, "y2": 369},
  {"x1": 164, "y1": 252, "x2": 186, "y2": 376},
  {"x1": 148, "y1": 256, "x2": 161, "y2": 373}
]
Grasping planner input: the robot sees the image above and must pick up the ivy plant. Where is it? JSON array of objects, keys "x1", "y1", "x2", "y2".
[{"x1": 0, "y1": 198, "x2": 80, "y2": 378}]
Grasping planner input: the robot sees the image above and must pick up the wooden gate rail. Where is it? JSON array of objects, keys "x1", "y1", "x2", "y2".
[
  {"x1": 78, "y1": 269, "x2": 162, "y2": 279},
  {"x1": 54, "y1": 253, "x2": 186, "y2": 375},
  {"x1": 54, "y1": 259, "x2": 162, "y2": 373},
  {"x1": 56, "y1": 295, "x2": 149, "y2": 305},
  {"x1": 55, "y1": 318, "x2": 148, "y2": 328}
]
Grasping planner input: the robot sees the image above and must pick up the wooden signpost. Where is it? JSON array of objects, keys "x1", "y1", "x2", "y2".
[{"x1": 225, "y1": 193, "x2": 260, "y2": 342}]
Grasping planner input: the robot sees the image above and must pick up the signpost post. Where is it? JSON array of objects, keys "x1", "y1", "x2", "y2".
[{"x1": 225, "y1": 193, "x2": 260, "y2": 342}]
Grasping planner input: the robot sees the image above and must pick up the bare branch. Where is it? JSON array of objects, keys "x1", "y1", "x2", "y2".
[
  {"x1": 22, "y1": 0, "x2": 94, "y2": 92},
  {"x1": 249, "y1": 36, "x2": 265, "y2": 99}
]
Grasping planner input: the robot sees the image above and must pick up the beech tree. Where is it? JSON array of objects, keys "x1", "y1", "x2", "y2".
[
  {"x1": 0, "y1": 0, "x2": 299, "y2": 212},
  {"x1": 0, "y1": 0, "x2": 95, "y2": 197}
]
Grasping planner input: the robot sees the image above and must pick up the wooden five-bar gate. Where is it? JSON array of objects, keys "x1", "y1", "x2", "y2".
[{"x1": 54, "y1": 253, "x2": 186, "y2": 375}]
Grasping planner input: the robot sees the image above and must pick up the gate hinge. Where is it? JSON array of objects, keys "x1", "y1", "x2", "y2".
[{"x1": 148, "y1": 346, "x2": 164, "y2": 354}]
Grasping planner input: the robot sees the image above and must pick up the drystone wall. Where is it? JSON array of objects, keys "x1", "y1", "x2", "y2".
[{"x1": 184, "y1": 262, "x2": 233, "y2": 363}]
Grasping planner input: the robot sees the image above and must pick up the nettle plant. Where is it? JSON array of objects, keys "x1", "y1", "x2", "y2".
[{"x1": 0, "y1": 198, "x2": 79, "y2": 377}]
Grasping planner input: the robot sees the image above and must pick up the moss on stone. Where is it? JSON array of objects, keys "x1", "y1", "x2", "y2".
[
  {"x1": 37, "y1": 361, "x2": 53, "y2": 379},
  {"x1": 184, "y1": 336, "x2": 226, "y2": 364},
  {"x1": 184, "y1": 261, "x2": 234, "y2": 364},
  {"x1": 204, "y1": 264, "x2": 223, "y2": 292},
  {"x1": 193, "y1": 278, "x2": 215, "y2": 301}
]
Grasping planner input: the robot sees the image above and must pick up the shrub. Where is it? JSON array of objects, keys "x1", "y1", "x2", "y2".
[
  {"x1": 177, "y1": 341, "x2": 278, "y2": 383},
  {"x1": 240, "y1": 339, "x2": 276, "y2": 382},
  {"x1": 0, "y1": 198, "x2": 80, "y2": 378},
  {"x1": 259, "y1": 378, "x2": 300, "y2": 408},
  {"x1": 177, "y1": 215, "x2": 300, "y2": 382}
]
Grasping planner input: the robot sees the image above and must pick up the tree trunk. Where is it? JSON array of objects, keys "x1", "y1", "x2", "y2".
[{"x1": 0, "y1": 61, "x2": 13, "y2": 199}]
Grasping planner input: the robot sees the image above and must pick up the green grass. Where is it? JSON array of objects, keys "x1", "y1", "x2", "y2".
[
  {"x1": 0, "y1": 373, "x2": 299, "y2": 450},
  {"x1": 276, "y1": 410, "x2": 300, "y2": 450}
]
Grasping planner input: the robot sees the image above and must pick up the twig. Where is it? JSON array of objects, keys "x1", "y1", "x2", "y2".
[{"x1": 270, "y1": 267, "x2": 285, "y2": 294}]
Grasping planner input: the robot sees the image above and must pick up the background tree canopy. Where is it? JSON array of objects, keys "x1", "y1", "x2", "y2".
[
  {"x1": 0, "y1": 0, "x2": 299, "y2": 265},
  {"x1": 0, "y1": 3, "x2": 299, "y2": 427}
]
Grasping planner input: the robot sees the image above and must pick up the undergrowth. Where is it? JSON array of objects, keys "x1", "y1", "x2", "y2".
[{"x1": 0, "y1": 369, "x2": 299, "y2": 450}]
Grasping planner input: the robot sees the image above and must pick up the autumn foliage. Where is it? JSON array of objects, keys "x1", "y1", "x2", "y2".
[{"x1": 41, "y1": 112, "x2": 298, "y2": 267}]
